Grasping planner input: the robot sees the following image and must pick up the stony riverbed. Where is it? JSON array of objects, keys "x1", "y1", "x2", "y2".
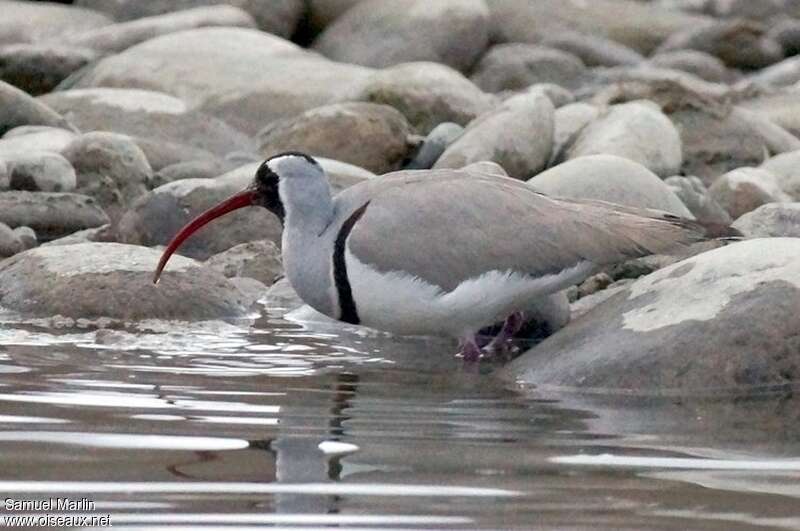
[{"x1": 2, "y1": 1, "x2": 800, "y2": 403}]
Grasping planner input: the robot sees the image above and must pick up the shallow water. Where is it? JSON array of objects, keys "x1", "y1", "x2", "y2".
[{"x1": 0, "y1": 303, "x2": 798, "y2": 530}]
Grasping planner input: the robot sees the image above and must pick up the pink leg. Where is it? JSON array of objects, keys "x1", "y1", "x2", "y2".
[
  {"x1": 458, "y1": 335, "x2": 483, "y2": 363},
  {"x1": 486, "y1": 312, "x2": 525, "y2": 355}
]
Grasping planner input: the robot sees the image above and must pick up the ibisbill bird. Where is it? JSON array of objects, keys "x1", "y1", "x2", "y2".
[{"x1": 153, "y1": 152, "x2": 704, "y2": 361}]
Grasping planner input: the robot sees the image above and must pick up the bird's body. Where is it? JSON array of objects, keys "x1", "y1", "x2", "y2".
[{"x1": 155, "y1": 153, "x2": 704, "y2": 360}]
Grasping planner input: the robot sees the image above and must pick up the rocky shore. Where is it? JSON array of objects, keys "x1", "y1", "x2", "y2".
[{"x1": 2, "y1": 0, "x2": 800, "y2": 395}]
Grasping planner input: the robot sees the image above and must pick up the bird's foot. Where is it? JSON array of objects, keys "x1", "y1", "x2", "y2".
[
  {"x1": 485, "y1": 312, "x2": 525, "y2": 358},
  {"x1": 458, "y1": 336, "x2": 484, "y2": 363}
]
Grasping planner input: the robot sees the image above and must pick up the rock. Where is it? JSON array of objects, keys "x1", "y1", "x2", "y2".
[
  {"x1": 529, "y1": 155, "x2": 693, "y2": 217},
  {"x1": 487, "y1": 0, "x2": 711, "y2": 55},
  {"x1": 748, "y1": 57, "x2": 800, "y2": 89},
  {"x1": 205, "y1": 240, "x2": 283, "y2": 286},
  {"x1": 769, "y1": 19, "x2": 800, "y2": 57},
  {"x1": 761, "y1": 150, "x2": 800, "y2": 199},
  {"x1": 313, "y1": 0, "x2": 490, "y2": 72},
  {"x1": 264, "y1": 276, "x2": 303, "y2": 311},
  {"x1": 2, "y1": 151, "x2": 77, "y2": 192},
  {"x1": 152, "y1": 159, "x2": 231, "y2": 188},
  {"x1": 649, "y1": 50, "x2": 731, "y2": 84},
  {"x1": 228, "y1": 276, "x2": 269, "y2": 304},
  {"x1": 0, "y1": 0, "x2": 112, "y2": 45},
  {"x1": 0, "y1": 81, "x2": 72, "y2": 136},
  {"x1": 501, "y1": 238, "x2": 800, "y2": 393},
  {"x1": 738, "y1": 90, "x2": 800, "y2": 139},
  {"x1": 62, "y1": 6, "x2": 257, "y2": 56},
  {"x1": 470, "y1": 44, "x2": 587, "y2": 93},
  {"x1": 523, "y1": 84, "x2": 574, "y2": 108},
  {"x1": 62, "y1": 132, "x2": 153, "y2": 225},
  {"x1": 0, "y1": 191, "x2": 109, "y2": 241},
  {"x1": 732, "y1": 203, "x2": 800, "y2": 238},
  {"x1": 0, "y1": 221, "x2": 21, "y2": 258},
  {"x1": 339, "y1": 61, "x2": 496, "y2": 134},
  {"x1": 257, "y1": 102, "x2": 412, "y2": 174},
  {"x1": 461, "y1": 160, "x2": 508, "y2": 176},
  {"x1": 71, "y1": 27, "x2": 372, "y2": 135},
  {"x1": 307, "y1": 0, "x2": 364, "y2": 34},
  {"x1": 130, "y1": 137, "x2": 219, "y2": 173},
  {"x1": 12, "y1": 226, "x2": 36, "y2": 250},
  {"x1": 0, "y1": 158, "x2": 6, "y2": 190},
  {"x1": 0, "y1": 44, "x2": 98, "y2": 96},
  {"x1": 39, "y1": 88, "x2": 255, "y2": 157},
  {"x1": 665, "y1": 176, "x2": 732, "y2": 227},
  {"x1": 588, "y1": 65, "x2": 729, "y2": 102},
  {"x1": 541, "y1": 32, "x2": 644, "y2": 67},
  {"x1": 403, "y1": 122, "x2": 464, "y2": 170},
  {"x1": 712, "y1": 0, "x2": 789, "y2": 19},
  {"x1": 671, "y1": 101, "x2": 800, "y2": 184},
  {"x1": 551, "y1": 102, "x2": 600, "y2": 165},
  {"x1": 570, "y1": 279, "x2": 632, "y2": 320},
  {"x1": 564, "y1": 101, "x2": 683, "y2": 178},
  {"x1": 709, "y1": 167, "x2": 791, "y2": 219},
  {"x1": 40, "y1": 224, "x2": 113, "y2": 247},
  {"x1": 655, "y1": 19, "x2": 783, "y2": 70},
  {"x1": 434, "y1": 92, "x2": 554, "y2": 179},
  {"x1": 74, "y1": 0, "x2": 305, "y2": 39},
  {"x1": 0, "y1": 243, "x2": 254, "y2": 321},
  {"x1": 0, "y1": 127, "x2": 77, "y2": 160}
]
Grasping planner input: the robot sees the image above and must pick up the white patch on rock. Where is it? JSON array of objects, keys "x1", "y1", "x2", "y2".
[
  {"x1": 37, "y1": 243, "x2": 197, "y2": 277},
  {"x1": 64, "y1": 88, "x2": 188, "y2": 115},
  {"x1": 623, "y1": 238, "x2": 800, "y2": 332}
]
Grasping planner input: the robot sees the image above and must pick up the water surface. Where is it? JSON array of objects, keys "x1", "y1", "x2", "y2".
[{"x1": 0, "y1": 304, "x2": 798, "y2": 530}]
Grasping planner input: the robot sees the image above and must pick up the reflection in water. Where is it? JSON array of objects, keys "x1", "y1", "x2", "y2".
[{"x1": 0, "y1": 305, "x2": 798, "y2": 529}]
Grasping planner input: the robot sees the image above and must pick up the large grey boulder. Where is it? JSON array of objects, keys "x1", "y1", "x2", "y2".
[
  {"x1": 0, "y1": 0, "x2": 111, "y2": 45},
  {"x1": 74, "y1": 0, "x2": 304, "y2": 39},
  {"x1": 656, "y1": 19, "x2": 783, "y2": 70},
  {"x1": 339, "y1": 62, "x2": 496, "y2": 135},
  {"x1": 434, "y1": 92, "x2": 554, "y2": 179},
  {"x1": 551, "y1": 103, "x2": 600, "y2": 164},
  {"x1": 2, "y1": 151, "x2": 77, "y2": 193},
  {"x1": 61, "y1": 6, "x2": 257, "y2": 56},
  {"x1": 470, "y1": 44, "x2": 587, "y2": 93},
  {"x1": 0, "y1": 44, "x2": 98, "y2": 96},
  {"x1": 760, "y1": 149, "x2": 800, "y2": 199},
  {"x1": 564, "y1": 101, "x2": 683, "y2": 178},
  {"x1": 732, "y1": 203, "x2": 800, "y2": 238},
  {"x1": 487, "y1": 0, "x2": 710, "y2": 55},
  {"x1": 257, "y1": 103, "x2": 412, "y2": 174},
  {"x1": 502, "y1": 238, "x2": 800, "y2": 394},
  {"x1": 0, "y1": 243, "x2": 254, "y2": 321},
  {"x1": 0, "y1": 81, "x2": 72, "y2": 136},
  {"x1": 541, "y1": 32, "x2": 644, "y2": 68},
  {"x1": 62, "y1": 132, "x2": 153, "y2": 225},
  {"x1": 649, "y1": 50, "x2": 731, "y2": 84},
  {"x1": 529, "y1": 155, "x2": 693, "y2": 217},
  {"x1": 39, "y1": 88, "x2": 255, "y2": 158},
  {"x1": 709, "y1": 167, "x2": 791, "y2": 220},
  {"x1": 0, "y1": 126, "x2": 77, "y2": 157},
  {"x1": 0, "y1": 192, "x2": 109, "y2": 241},
  {"x1": 313, "y1": 0, "x2": 490, "y2": 72},
  {"x1": 206, "y1": 240, "x2": 283, "y2": 286},
  {"x1": 71, "y1": 27, "x2": 372, "y2": 135},
  {"x1": 0, "y1": 222, "x2": 22, "y2": 258}
]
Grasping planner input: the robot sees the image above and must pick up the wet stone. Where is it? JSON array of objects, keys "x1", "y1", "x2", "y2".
[
  {"x1": 0, "y1": 191, "x2": 109, "y2": 241},
  {"x1": 0, "y1": 242, "x2": 254, "y2": 321},
  {"x1": 205, "y1": 240, "x2": 283, "y2": 286}
]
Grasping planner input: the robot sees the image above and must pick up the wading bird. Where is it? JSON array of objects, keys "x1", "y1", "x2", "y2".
[{"x1": 154, "y1": 152, "x2": 703, "y2": 361}]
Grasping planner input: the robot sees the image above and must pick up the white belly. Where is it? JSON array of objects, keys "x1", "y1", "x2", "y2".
[{"x1": 345, "y1": 249, "x2": 594, "y2": 339}]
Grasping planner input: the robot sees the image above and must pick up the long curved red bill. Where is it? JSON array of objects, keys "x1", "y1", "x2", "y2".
[{"x1": 153, "y1": 189, "x2": 256, "y2": 284}]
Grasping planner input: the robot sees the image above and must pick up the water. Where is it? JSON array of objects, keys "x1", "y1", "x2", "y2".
[{"x1": 0, "y1": 303, "x2": 798, "y2": 530}]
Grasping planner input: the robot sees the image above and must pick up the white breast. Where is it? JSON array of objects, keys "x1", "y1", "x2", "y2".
[{"x1": 345, "y1": 249, "x2": 595, "y2": 339}]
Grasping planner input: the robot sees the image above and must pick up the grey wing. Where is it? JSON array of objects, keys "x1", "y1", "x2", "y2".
[{"x1": 345, "y1": 172, "x2": 703, "y2": 291}]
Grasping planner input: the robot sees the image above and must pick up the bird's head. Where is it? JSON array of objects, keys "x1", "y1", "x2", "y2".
[{"x1": 152, "y1": 152, "x2": 322, "y2": 284}]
